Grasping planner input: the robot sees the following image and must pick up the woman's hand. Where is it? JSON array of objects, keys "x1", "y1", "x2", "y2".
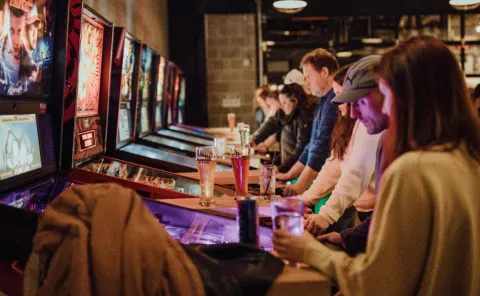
[
  {"x1": 304, "y1": 214, "x2": 330, "y2": 236},
  {"x1": 272, "y1": 230, "x2": 318, "y2": 262}
]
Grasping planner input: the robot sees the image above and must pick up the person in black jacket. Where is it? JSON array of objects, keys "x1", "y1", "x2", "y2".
[{"x1": 250, "y1": 83, "x2": 313, "y2": 173}]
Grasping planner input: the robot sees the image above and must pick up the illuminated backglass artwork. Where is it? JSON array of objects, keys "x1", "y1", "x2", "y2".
[
  {"x1": 178, "y1": 77, "x2": 186, "y2": 124},
  {"x1": 0, "y1": 0, "x2": 55, "y2": 96},
  {"x1": 0, "y1": 114, "x2": 42, "y2": 181},
  {"x1": 120, "y1": 36, "x2": 135, "y2": 103},
  {"x1": 138, "y1": 46, "x2": 153, "y2": 134},
  {"x1": 155, "y1": 57, "x2": 166, "y2": 128},
  {"x1": 117, "y1": 35, "x2": 136, "y2": 143},
  {"x1": 76, "y1": 14, "x2": 104, "y2": 117}
]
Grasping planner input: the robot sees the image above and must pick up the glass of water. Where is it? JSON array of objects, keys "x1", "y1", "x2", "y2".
[
  {"x1": 260, "y1": 164, "x2": 276, "y2": 200},
  {"x1": 214, "y1": 138, "x2": 227, "y2": 159},
  {"x1": 271, "y1": 197, "x2": 304, "y2": 236}
]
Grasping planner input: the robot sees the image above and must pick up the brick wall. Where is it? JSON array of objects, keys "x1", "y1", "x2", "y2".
[
  {"x1": 205, "y1": 14, "x2": 257, "y2": 127},
  {"x1": 85, "y1": 0, "x2": 168, "y2": 57}
]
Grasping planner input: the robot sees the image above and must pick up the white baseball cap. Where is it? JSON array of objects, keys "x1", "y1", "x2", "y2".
[{"x1": 284, "y1": 69, "x2": 305, "y2": 85}]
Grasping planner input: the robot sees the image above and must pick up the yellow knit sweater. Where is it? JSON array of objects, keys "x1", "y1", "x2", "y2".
[{"x1": 304, "y1": 144, "x2": 480, "y2": 295}]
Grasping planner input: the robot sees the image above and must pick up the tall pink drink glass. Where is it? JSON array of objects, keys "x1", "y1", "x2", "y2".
[{"x1": 230, "y1": 144, "x2": 250, "y2": 196}]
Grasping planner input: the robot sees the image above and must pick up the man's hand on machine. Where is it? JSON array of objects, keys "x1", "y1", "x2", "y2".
[{"x1": 304, "y1": 214, "x2": 330, "y2": 236}]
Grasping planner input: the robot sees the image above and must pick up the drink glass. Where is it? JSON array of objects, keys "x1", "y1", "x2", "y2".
[
  {"x1": 227, "y1": 113, "x2": 236, "y2": 131},
  {"x1": 271, "y1": 197, "x2": 304, "y2": 236},
  {"x1": 214, "y1": 138, "x2": 227, "y2": 159},
  {"x1": 271, "y1": 197, "x2": 304, "y2": 266},
  {"x1": 237, "y1": 123, "x2": 250, "y2": 146},
  {"x1": 195, "y1": 146, "x2": 217, "y2": 207},
  {"x1": 230, "y1": 144, "x2": 250, "y2": 196},
  {"x1": 260, "y1": 164, "x2": 276, "y2": 200}
]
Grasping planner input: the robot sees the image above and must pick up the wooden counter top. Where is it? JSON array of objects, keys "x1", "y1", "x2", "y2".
[{"x1": 268, "y1": 266, "x2": 331, "y2": 296}]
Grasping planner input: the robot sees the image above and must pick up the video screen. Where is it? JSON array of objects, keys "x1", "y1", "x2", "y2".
[
  {"x1": 178, "y1": 77, "x2": 186, "y2": 124},
  {"x1": 0, "y1": 0, "x2": 55, "y2": 96},
  {"x1": 0, "y1": 114, "x2": 42, "y2": 181},
  {"x1": 76, "y1": 14, "x2": 104, "y2": 117},
  {"x1": 155, "y1": 57, "x2": 166, "y2": 128},
  {"x1": 118, "y1": 107, "x2": 131, "y2": 142},
  {"x1": 138, "y1": 46, "x2": 153, "y2": 134},
  {"x1": 117, "y1": 35, "x2": 136, "y2": 143}
]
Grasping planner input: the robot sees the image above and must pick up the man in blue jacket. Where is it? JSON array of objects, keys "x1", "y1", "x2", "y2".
[{"x1": 278, "y1": 49, "x2": 339, "y2": 196}]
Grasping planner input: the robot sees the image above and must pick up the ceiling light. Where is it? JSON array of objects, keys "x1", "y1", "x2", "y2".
[
  {"x1": 449, "y1": 0, "x2": 480, "y2": 10},
  {"x1": 361, "y1": 37, "x2": 383, "y2": 45},
  {"x1": 336, "y1": 51, "x2": 353, "y2": 58},
  {"x1": 273, "y1": 0, "x2": 307, "y2": 14},
  {"x1": 476, "y1": 25, "x2": 480, "y2": 32}
]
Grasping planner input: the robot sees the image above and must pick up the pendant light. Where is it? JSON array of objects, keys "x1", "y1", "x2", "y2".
[
  {"x1": 449, "y1": 0, "x2": 480, "y2": 10},
  {"x1": 273, "y1": 0, "x2": 307, "y2": 14}
]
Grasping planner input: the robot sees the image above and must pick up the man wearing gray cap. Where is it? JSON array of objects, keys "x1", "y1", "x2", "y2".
[
  {"x1": 302, "y1": 55, "x2": 386, "y2": 236},
  {"x1": 313, "y1": 55, "x2": 389, "y2": 254}
]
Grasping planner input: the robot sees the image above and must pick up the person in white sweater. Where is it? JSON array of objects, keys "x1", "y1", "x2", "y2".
[
  {"x1": 303, "y1": 56, "x2": 384, "y2": 235},
  {"x1": 273, "y1": 36, "x2": 480, "y2": 295}
]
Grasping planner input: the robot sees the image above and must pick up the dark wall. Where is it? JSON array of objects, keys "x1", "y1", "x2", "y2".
[{"x1": 169, "y1": 1, "x2": 209, "y2": 127}]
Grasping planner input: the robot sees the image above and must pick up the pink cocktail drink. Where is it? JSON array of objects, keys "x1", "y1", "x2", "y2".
[{"x1": 230, "y1": 155, "x2": 250, "y2": 196}]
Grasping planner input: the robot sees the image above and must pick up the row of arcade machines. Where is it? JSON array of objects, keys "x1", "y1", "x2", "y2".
[{"x1": 0, "y1": 3, "x2": 266, "y2": 292}]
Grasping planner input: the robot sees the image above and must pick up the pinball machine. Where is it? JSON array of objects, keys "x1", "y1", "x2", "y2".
[
  {"x1": 151, "y1": 57, "x2": 214, "y2": 147},
  {"x1": 161, "y1": 62, "x2": 216, "y2": 141},
  {"x1": 0, "y1": 0, "x2": 83, "y2": 281},
  {"x1": 59, "y1": 21, "x2": 232, "y2": 196},
  {"x1": 104, "y1": 30, "x2": 231, "y2": 173},
  {"x1": 132, "y1": 46, "x2": 209, "y2": 157}
]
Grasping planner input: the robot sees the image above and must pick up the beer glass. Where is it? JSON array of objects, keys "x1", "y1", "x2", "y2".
[
  {"x1": 227, "y1": 113, "x2": 236, "y2": 131},
  {"x1": 195, "y1": 146, "x2": 217, "y2": 206},
  {"x1": 214, "y1": 138, "x2": 227, "y2": 159}
]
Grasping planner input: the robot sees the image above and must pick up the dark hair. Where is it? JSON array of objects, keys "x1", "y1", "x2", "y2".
[
  {"x1": 334, "y1": 64, "x2": 353, "y2": 86},
  {"x1": 329, "y1": 63, "x2": 356, "y2": 160},
  {"x1": 375, "y1": 35, "x2": 480, "y2": 170},
  {"x1": 280, "y1": 83, "x2": 308, "y2": 108},
  {"x1": 256, "y1": 86, "x2": 271, "y2": 100},
  {"x1": 300, "y1": 48, "x2": 339, "y2": 76},
  {"x1": 267, "y1": 89, "x2": 280, "y2": 101}
]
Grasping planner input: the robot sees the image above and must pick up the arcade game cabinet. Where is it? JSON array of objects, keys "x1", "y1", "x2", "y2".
[
  {"x1": 0, "y1": 0, "x2": 82, "y2": 286},
  {"x1": 107, "y1": 31, "x2": 231, "y2": 173},
  {"x1": 62, "y1": 26, "x2": 231, "y2": 195},
  {"x1": 133, "y1": 47, "x2": 206, "y2": 157}
]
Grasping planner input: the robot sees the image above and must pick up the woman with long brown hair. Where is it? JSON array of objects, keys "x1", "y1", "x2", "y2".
[
  {"x1": 272, "y1": 36, "x2": 480, "y2": 295},
  {"x1": 302, "y1": 61, "x2": 383, "y2": 235}
]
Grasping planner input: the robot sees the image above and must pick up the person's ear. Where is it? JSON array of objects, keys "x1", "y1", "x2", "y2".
[{"x1": 321, "y1": 67, "x2": 330, "y2": 78}]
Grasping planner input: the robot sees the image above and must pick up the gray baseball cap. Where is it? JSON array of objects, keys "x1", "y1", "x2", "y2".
[{"x1": 331, "y1": 55, "x2": 381, "y2": 104}]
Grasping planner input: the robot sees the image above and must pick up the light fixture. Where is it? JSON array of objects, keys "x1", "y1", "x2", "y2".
[
  {"x1": 336, "y1": 51, "x2": 353, "y2": 58},
  {"x1": 476, "y1": 25, "x2": 480, "y2": 33},
  {"x1": 361, "y1": 37, "x2": 383, "y2": 45},
  {"x1": 449, "y1": 0, "x2": 480, "y2": 10},
  {"x1": 273, "y1": 0, "x2": 307, "y2": 14}
]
